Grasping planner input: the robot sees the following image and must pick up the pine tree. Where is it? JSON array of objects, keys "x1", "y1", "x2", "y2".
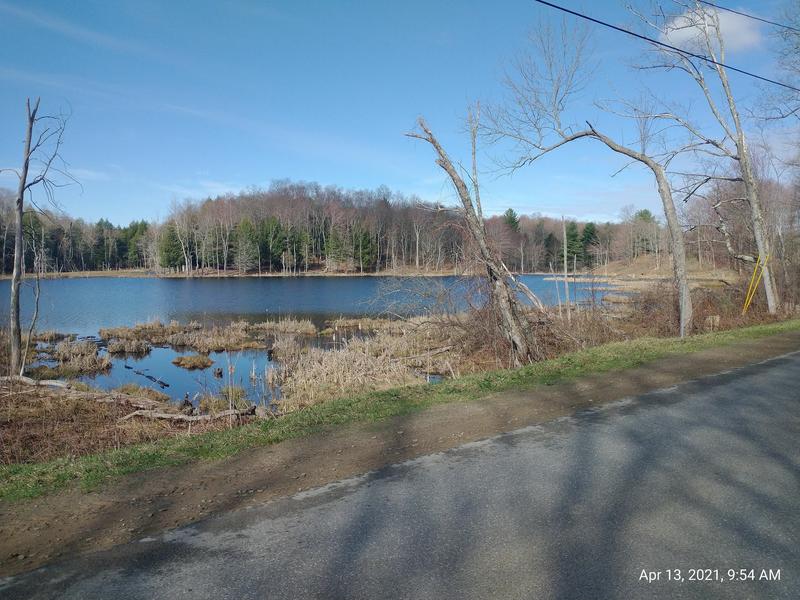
[
  {"x1": 580, "y1": 222, "x2": 598, "y2": 267},
  {"x1": 158, "y1": 224, "x2": 183, "y2": 268},
  {"x1": 503, "y1": 208, "x2": 520, "y2": 232},
  {"x1": 234, "y1": 219, "x2": 258, "y2": 272},
  {"x1": 561, "y1": 221, "x2": 582, "y2": 267}
]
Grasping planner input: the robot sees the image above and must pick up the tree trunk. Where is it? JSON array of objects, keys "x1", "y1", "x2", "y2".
[
  {"x1": 654, "y1": 168, "x2": 693, "y2": 337},
  {"x1": 586, "y1": 125, "x2": 693, "y2": 336},
  {"x1": 409, "y1": 118, "x2": 537, "y2": 366},
  {"x1": 10, "y1": 99, "x2": 38, "y2": 376},
  {"x1": 739, "y1": 148, "x2": 778, "y2": 313},
  {"x1": 562, "y1": 217, "x2": 571, "y2": 324}
]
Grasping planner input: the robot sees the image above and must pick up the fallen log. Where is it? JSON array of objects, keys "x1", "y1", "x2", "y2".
[
  {"x1": 119, "y1": 405, "x2": 256, "y2": 423},
  {"x1": 0, "y1": 375, "x2": 70, "y2": 388}
]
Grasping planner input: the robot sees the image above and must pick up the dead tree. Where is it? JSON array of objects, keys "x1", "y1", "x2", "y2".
[
  {"x1": 628, "y1": 1, "x2": 780, "y2": 312},
  {"x1": 1, "y1": 98, "x2": 70, "y2": 375},
  {"x1": 486, "y1": 23, "x2": 694, "y2": 335},
  {"x1": 407, "y1": 112, "x2": 544, "y2": 366}
]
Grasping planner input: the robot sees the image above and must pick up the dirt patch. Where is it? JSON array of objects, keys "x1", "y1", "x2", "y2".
[
  {"x1": 0, "y1": 386, "x2": 241, "y2": 465},
  {"x1": 1, "y1": 330, "x2": 799, "y2": 576}
]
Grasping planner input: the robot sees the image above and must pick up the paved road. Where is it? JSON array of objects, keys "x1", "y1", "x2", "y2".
[{"x1": 3, "y1": 352, "x2": 799, "y2": 600}]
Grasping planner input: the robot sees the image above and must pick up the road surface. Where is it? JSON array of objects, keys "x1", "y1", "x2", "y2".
[{"x1": 2, "y1": 351, "x2": 798, "y2": 599}]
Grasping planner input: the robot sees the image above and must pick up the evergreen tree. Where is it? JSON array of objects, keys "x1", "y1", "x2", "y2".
[
  {"x1": 234, "y1": 219, "x2": 258, "y2": 272},
  {"x1": 158, "y1": 224, "x2": 183, "y2": 268},
  {"x1": 580, "y1": 222, "x2": 598, "y2": 267},
  {"x1": 503, "y1": 208, "x2": 520, "y2": 232},
  {"x1": 561, "y1": 221, "x2": 582, "y2": 267},
  {"x1": 544, "y1": 232, "x2": 559, "y2": 268},
  {"x1": 325, "y1": 226, "x2": 350, "y2": 270}
]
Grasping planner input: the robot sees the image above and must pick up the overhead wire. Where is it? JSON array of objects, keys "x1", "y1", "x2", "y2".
[{"x1": 530, "y1": 0, "x2": 800, "y2": 93}]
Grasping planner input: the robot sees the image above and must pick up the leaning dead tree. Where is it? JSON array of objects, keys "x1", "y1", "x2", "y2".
[
  {"x1": 1, "y1": 98, "x2": 70, "y2": 375},
  {"x1": 407, "y1": 111, "x2": 545, "y2": 366},
  {"x1": 486, "y1": 23, "x2": 694, "y2": 335},
  {"x1": 583, "y1": 120, "x2": 693, "y2": 337},
  {"x1": 628, "y1": 1, "x2": 780, "y2": 312}
]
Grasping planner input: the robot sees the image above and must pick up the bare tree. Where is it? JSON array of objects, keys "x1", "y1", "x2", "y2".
[
  {"x1": 626, "y1": 1, "x2": 780, "y2": 312},
  {"x1": 486, "y1": 23, "x2": 694, "y2": 335},
  {"x1": 407, "y1": 111, "x2": 546, "y2": 366},
  {"x1": 1, "y1": 98, "x2": 70, "y2": 375},
  {"x1": 170, "y1": 199, "x2": 195, "y2": 275},
  {"x1": 764, "y1": 0, "x2": 800, "y2": 122}
]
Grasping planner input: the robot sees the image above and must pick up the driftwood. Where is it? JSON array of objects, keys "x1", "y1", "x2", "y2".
[
  {"x1": 0, "y1": 375, "x2": 70, "y2": 388},
  {"x1": 119, "y1": 405, "x2": 256, "y2": 423}
]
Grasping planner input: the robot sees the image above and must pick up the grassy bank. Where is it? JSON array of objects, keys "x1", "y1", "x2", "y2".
[{"x1": 2, "y1": 318, "x2": 799, "y2": 502}]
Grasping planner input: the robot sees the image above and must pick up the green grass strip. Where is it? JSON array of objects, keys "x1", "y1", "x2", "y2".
[{"x1": 2, "y1": 319, "x2": 799, "y2": 502}]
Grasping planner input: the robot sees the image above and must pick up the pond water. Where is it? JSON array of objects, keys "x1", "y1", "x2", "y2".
[
  {"x1": 89, "y1": 347, "x2": 279, "y2": 404},
  {"x1": 0, "y1": 274, "x2": 607, "y2": 335},
  {"x1": 0, "y1": 274, "x2": 609, "y2": 402}
]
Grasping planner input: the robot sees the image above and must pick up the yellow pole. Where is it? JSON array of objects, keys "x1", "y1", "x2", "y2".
[
  {"x1": 743, "y1": 255, "x2": 768, "y2": 315},
  {"x1": 742, "y1": 256, "x2": 759, "y2": 315}
]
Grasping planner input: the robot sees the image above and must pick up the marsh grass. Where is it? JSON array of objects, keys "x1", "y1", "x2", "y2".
[
  {"x1": 99, "y1": 318, "x2": 317, "y2": 353},
  {"x1": 98, "y1": 320, "x2": 201, "y2": 342},
  {"x1": 3, "y1": 319, "x2": 795, "y2": 503},
  {"x1": 198, "y1": 386, "x2": 250, "y2": 414},
  {"x1": 31, "y1": 331, "x2": 71, "y2": 344},
  {"x1": 44, "y1": 340, "x2": 110, "y2": 376},
  {"x1": 247, "y1": 318, "x2": 317, "y2": 336},
  {"x1": 172, "y1": 354, "x2": 214, "y2": 370},
  {"x1": 281, "y1": 336, "x2": 424, "y2": 411},
  {"x1": 107, "y1": 339, "x2": 152, "y2": 355}
]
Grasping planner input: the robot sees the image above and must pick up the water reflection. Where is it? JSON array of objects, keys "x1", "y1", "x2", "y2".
[{"x1": 84, "y1": 347, "x2": 281, "y2": 404}]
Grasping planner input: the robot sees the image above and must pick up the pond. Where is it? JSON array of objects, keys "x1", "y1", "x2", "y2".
[
  {"x1": 0, "y1": 274, "x2": 610, "y2": 402},
  {"x1": 0, "y1": 274, "x2": 608, "y2": 335}
]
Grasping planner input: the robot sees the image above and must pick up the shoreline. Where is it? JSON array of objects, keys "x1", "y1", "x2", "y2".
[
  {"x1": 0, "y1": 268, "x2": 600, "y2": 281},
  {"x1": 0, "y1": 267, "x2": 740, "y2": 288},
  {"x1": 0, "y1": 268, "x2": 470, "y2": 281}
]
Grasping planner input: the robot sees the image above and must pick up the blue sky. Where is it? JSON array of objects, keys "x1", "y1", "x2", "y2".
[{"x1": 0, "y1": 0, "x2": 792, "y2": 225}]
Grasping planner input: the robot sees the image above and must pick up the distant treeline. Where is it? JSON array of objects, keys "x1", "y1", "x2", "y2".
[{"x1": 0, "y1": 177, "x2": 790, "y2": 277}]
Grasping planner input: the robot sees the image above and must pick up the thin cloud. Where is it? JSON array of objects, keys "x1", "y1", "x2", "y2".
[
  {"x1": 661, "y1": 6, "x2": 763, "y2": 53},
  {"x1": 70, "y1": 168, "x2": 111, "y2": 182},
  {"x1": 1, "y1": 67, "x2": 403, "y2": 175},
  {"x1": 153, "y1": 179, "x2": 244, "y2": 199},
  {"x1": 0, "y1": 0, "x2": 169, "y2": 62}
]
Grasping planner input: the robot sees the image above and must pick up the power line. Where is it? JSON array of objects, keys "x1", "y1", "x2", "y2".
[
  {"x1": 697, "y1": 1, "x2": 800, "y2": 34},
  {"x1": 531, "y1": 0, "x2": 800, "y2": 93}
]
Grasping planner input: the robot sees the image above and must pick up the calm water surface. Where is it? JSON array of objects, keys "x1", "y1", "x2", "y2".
[
  {"x1": 0, "y1": 275, "x2": 607, "y2": 401},
  {"x1": 0, "y1": 274, "x2": 605, "y2": 335}
]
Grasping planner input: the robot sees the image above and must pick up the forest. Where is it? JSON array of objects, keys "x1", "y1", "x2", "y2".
[{"x1": 1, "y1": 174, "x2": 795, "y2": 283}]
